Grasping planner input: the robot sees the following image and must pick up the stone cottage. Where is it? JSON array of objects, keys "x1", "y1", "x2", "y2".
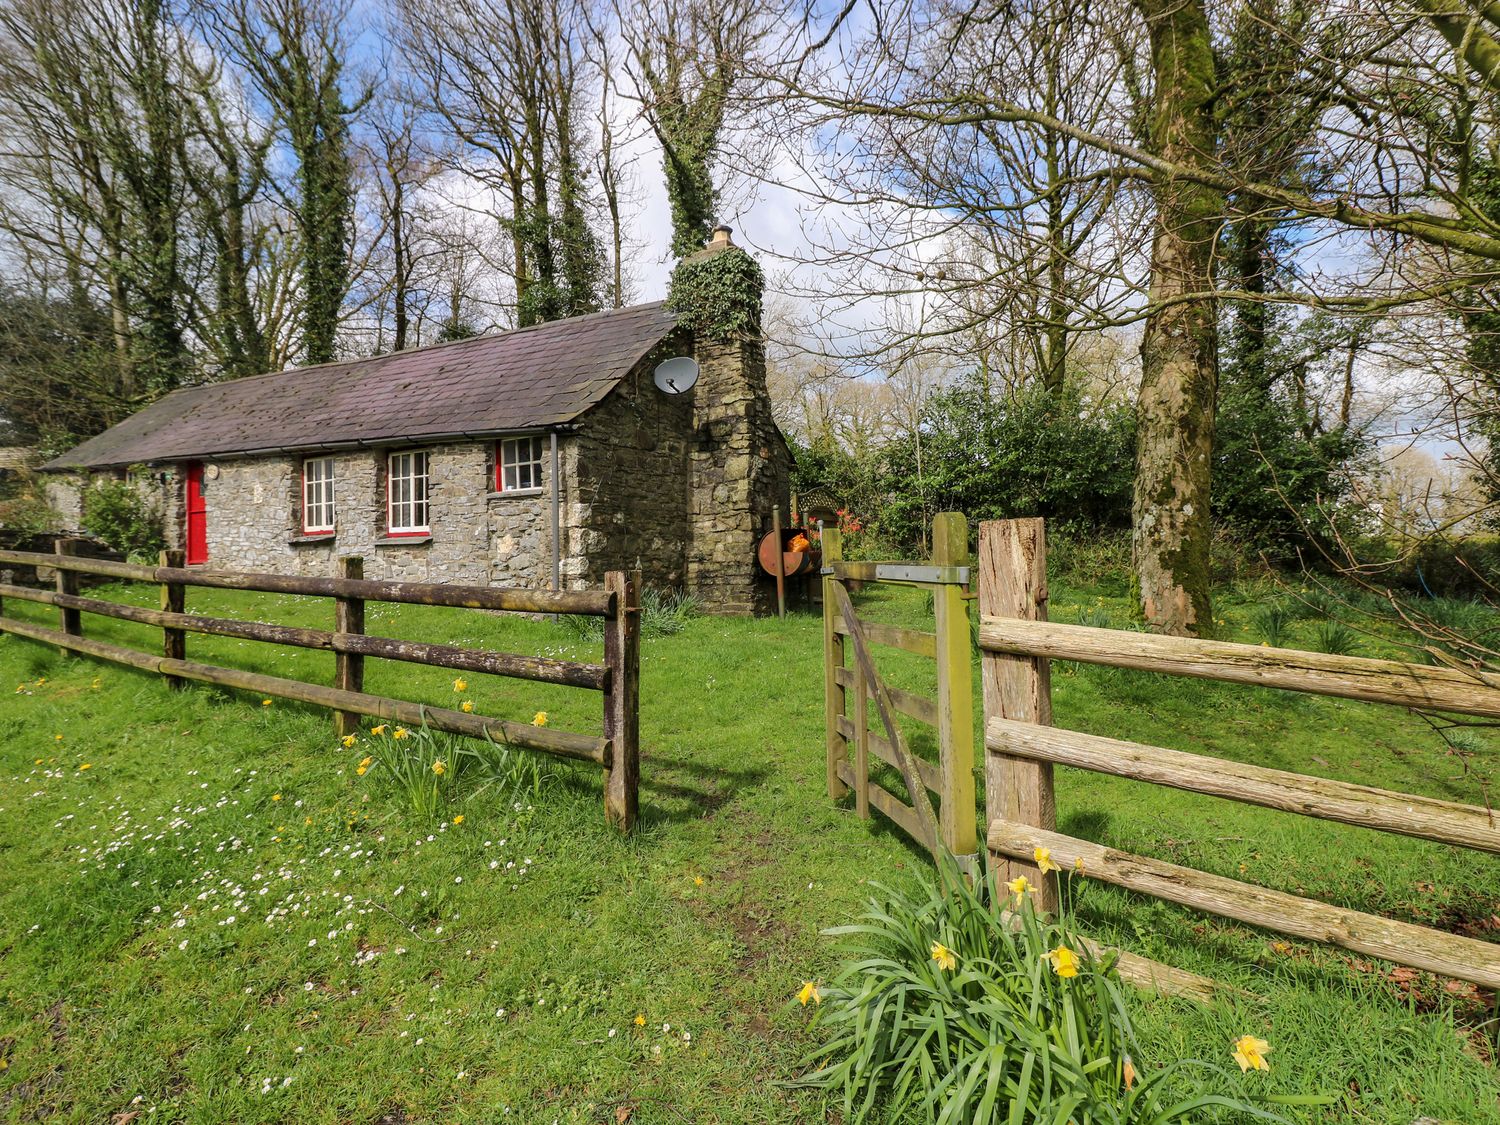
[{"x1": 42, "y1": 231, "x2": 791, "y2": 615}]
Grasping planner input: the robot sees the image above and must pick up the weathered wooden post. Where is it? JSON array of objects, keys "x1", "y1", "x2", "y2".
[
  {"x1": 603, "y1": 570, "x2": 640, "y2": 832},
  {"x1": 821, "y1": 525, "x2": 849, "y2": 800},
  {"x1": 53, "y1": 537, "x2": 82, "y2": 649},
  {"x1": 159, "y1": 549, "x2": 186, "y2": 688},
  {"x1": 852, "y1": 650, "x2": 870, "y2": 820},
  {"x1": 933, "y1": 512, "x2": 977, "y2": 862},
  {"x1": 333, "y1": 556, "x2": 365, "y2": 737},
  {"x1": 978, "y1": 518, "x2": 1057, "y2": 912}
]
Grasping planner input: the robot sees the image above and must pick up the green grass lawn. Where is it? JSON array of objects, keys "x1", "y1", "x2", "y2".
[{"x1": 0, "y1": 574, "x2": 1497, "y2": 1123}]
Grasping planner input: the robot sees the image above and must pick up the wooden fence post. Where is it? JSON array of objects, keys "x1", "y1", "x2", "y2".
[
  {"x1": 333, "y1": 556, "x2": 365, "y2": 737},
  {"x1": 933, "y1": 512, "x2": 977, "y2": 861},
  {"x1": 53, "y1": 537, "x2": 82, "y2": 650},
  {"x1": 160, "y1": 549, "x2": 186, "y2": 689},
  {"x1": 978, "y1": 518, "x2": 1057, "y2": 912},
  {"x1": 821, "y1": 526, "x2": 849, "y2": 800},
  {"x1": 603, "y1": 570, "x2": 640, "y2": 832}
]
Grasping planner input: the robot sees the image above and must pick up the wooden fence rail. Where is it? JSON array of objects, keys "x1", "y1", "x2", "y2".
[
  {"x1": 977, "y1": 516, "x2": 1500, "y2": 996},
  {"x1": 0, "y1": 542, "x2": 639, "y2": 832}
]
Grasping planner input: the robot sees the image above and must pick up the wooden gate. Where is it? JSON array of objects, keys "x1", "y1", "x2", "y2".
[{"x1": 823, "y1": 512, "x2": 977, "y2": 865}]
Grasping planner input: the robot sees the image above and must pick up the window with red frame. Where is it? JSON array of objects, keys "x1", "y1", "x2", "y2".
[
  {"x1": 387, "y1": 451, "x2": 429, "y2": 534},
  {"x1": 497, "y1": 435, "x2": 544, "y2": 492},
  {"x1": 302, "y1": 457, "x2": 336, "y2": 533}
]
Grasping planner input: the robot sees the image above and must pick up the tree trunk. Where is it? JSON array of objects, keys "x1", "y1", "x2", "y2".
[{"x1": 1132, "y1": 0, "x2": 1222, "y2": 636}]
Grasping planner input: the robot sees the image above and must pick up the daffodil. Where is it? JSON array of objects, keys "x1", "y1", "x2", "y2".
[
  {"x1": 1074, "y1": 857, "x2": 1085, "y2": 875},
  {"x1": 341, "y1": 734, "x2": 357, "y2": 748},
  {"x1": 1007, "y1": 875, "x2": 1033, "y2": 899},
  {"x1": 1232, "y1": 1035, "x2": 1271, "y2": 1073},
  {"x1": 371, "y1": 724, "x2": 388, "y2": 735},
  {"x1": 393, "y1": 727, "x2": 410, "y2": 740},
  {"x1": 1045, "y1": 945, "x2": 1080, "y2": 978},
  {"x1": 432, "y1": 760, "x2": 447, "y2": 776},
  {"x1": 1123, "y1": 1054, "x2": 1137, "y2": 1091},
  {"x1": 1034, "y1": 846, "x2": 1060, "y2": 874},
  {"x1": 461, "y1": 700, "x2": 474, "y2": 713},
  {"x1": 532, "y1": 711, "x2": 548, "y2": 727},
  {"x1": 930, "y1": 941, "x2": 957, "y2": 972},
  {"x1": 356, "y1": 765, "x2": 368, "y2": 776},
  {"x1": 797, "y1": 980, "x2": 822, "y2": 1006},
  {"x1": 453, "y1": 677, "x2": 467, "y2": 692}
]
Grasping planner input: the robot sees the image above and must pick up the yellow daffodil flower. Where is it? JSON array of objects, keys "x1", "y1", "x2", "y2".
[
  {"x1": 452, "y1": 815, "x2": 464, "y2": 825},
  {"x1": 341, "y1": 734, "x2": 357, "y2": 748},
  {"x1": 930, "y1": 941, "x2": 957, "y2": 972},
  {"x1": 1007, "y1": 875, "x2": 1033, "y2": 899},
  {"x1": 461, "y1": 701, "x2": 474, "y2": 713},
  {"x1": 797, "y1": 980, "x2": 822, "y2": 1006},
  {"x1": 1123, "y1": 1054, "x2": 1137, "y2": 1091},
  {"x1": 1034, "y1": 846, "x2": 1060, "y2": 874},
  {"x1": 1045, "y1": 945, "x2": 1080, "y2": 978},
  {"x1": 371, "y1": 724, "x2": 388, "y2": 735},
  {"x1": 1232, "y1": 1035, "x2": 1271, "y2": 1073},
  {"x1": 358, "y1": 756, "x2": 373, "y2": 769},
  {"x1": 393, "y1": 727, "x2": 410, "y2": 740},
  {"x1": 532, "y1": 711, "x2": 548, "y2": 727},
  {"x1": 356, "y1": 765, "x2": 368, "y2": 776},
  {"x1": 453, "y1": 678, "x2": 467, "y2": 692},
  {"x1": 432, "y1": 760, "x2": 447, "y2": 776},
  {"x1": 1074, "y1": 857, "x2": 1085, "y2": 875}
]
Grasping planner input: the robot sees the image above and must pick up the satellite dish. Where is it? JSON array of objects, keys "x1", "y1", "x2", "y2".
[{"x1": 653, "y1": 356, "x2": 700, "y2": 395}]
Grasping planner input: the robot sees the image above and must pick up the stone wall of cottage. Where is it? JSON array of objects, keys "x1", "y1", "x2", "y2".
[
  {"x1": 566, "y1": 336, "x2": 696, "y2": 589},
  {"x1": 169, "y1": 441, "x2": 575, "y2": 586}
]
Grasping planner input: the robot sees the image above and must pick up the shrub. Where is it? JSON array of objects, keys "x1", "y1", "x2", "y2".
[
  {"x1": 0, "y1": 492, "x2": 61, "y2": 539},
  {"x1": 796, "y1": 856, "x2": 1308, "y2": 1123},
  {"x1": 82, "y1": 477, "x2": 164, "y2": 560}
]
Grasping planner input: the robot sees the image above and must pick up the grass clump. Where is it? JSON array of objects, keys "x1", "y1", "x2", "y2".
[
  {"x1": 350, "y1": 716, "x2": 547, "y2": 818},
  {"x1": 796, "y1": 856, "x2": 1324, "y2": 1123},
  {"x1": 1312, "y1": 620, "x2": 1359, "y2": 656},
  {"x1": 1250, "y1": 602, "x2": 1291, "y2": 648},
  {"x1": 561, "y1": 586, "x2": 700, "y2": 641}
]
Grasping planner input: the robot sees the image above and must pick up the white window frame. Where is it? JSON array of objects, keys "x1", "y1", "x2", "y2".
[
  {"x1": 498, "y1": 435, "x2": 545, "y2": 492},
  {"x1": 387, "y1": 451, "x2": 430, "y2": 535},
  {"x1": 302, "y1": 457, "x2": 336, "y2": 534}
]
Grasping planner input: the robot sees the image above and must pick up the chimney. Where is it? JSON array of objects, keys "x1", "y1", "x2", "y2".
[{"x1": 677, "y1": 231, "x2": 790, "y2": 616}]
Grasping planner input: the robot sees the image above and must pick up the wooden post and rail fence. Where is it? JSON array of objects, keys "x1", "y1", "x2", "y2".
[
  {"x1": 978, "y1": 517, "x2": 1500, "y2": 996},
  {"x1": 826, "y1": 513, "x2": 1500, "y2": 997},
  {"x1": 0, "y1": 541, "x2": 640, "y2": 832}
]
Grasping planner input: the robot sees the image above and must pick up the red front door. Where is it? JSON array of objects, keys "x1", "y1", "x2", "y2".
[{"x1": 184, "y1": 462, "x2": 208, "y2": 565}]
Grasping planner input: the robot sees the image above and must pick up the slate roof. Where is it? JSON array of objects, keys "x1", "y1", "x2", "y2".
[{"x1": 44, "y1": 302, "x2": 680, "y2": 471}]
